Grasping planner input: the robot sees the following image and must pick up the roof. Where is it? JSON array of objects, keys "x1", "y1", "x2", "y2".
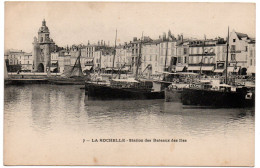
[
  {"x1": 236, "y1": 32, "x2": 248, "y2": 40},
  {"x1": 8, "y1": 49, "x2": 24, "y2": 53},
  {"x1": 24, "y1": 52, "x2": 32, "y2": 56}
]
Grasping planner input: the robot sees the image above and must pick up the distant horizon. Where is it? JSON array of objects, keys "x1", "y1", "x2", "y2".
[{"x1": 5, "y1": 2, "x2": 255, "y2": 53}]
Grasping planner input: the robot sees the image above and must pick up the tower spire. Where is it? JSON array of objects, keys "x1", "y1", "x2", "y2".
[{"x1": 42, "y1": 19, "x2": 46, "y2": 26}]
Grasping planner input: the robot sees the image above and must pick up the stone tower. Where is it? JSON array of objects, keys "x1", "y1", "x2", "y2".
[{"x1": 32, "y1": 19, "x2": 56, "y2": 72}]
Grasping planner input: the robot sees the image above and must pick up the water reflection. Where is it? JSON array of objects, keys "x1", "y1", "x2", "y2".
[{"x1": 4, "y1": 85, "x2": 255, "y2": 137}]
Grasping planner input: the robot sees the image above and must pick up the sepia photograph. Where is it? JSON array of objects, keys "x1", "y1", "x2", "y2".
[{"x1": 3, "y1": 1, "x2": 256, "y2": 166}]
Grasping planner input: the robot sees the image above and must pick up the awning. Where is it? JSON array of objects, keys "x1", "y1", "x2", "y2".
[
  {"x1": 187, "y1": 66, "x2": 201, "y2": 71},
  {"x1": 201, "y1": 66, "x2": 214, "y2": 71},
  {"x1": 112, "y1": 78, "x2": 139, "y2": 83},
  {"x1": 187, "y1": 66, "x2": 214, "y2": 71},
  {"x1": 247, "y1": 66, "x2": 255, "y2": 74},
  {"x1": 83, "y1": 66, "x2": 92, "y2": 71},
  {"x1": 85, "y1": 58, "x2": 93, "y2": 62},
  {"x1": 175, "y1": 66, "x2": 184, "y2": 72},
  {"x1": 214, "y1": 69, "x2": 225, "y2": 73},
  {"x1": 227, "y1": 67, "x2": 240, "y2": 73},
  {"x1": 105, "y1": 67, "x2": 112, "y2": 71}
]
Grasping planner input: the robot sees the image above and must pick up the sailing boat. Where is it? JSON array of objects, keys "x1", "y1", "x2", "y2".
[
  {"x1": 48, "y1": 48, "x2": 86, "y2": 85},
  {"x1": 86, "y1": 31, "x2": 165, "y2": 100},
  {"x1": 181, "y1": 27, "x2": 255, "y2": 107}
]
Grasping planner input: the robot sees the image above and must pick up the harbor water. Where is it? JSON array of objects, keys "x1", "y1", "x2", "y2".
[{"x1": 4, "y1": 85, "x2": 255, "y2": 166}]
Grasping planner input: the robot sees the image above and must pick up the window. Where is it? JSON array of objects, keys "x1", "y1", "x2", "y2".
[
  {"x1": 150, "y1": 55, "x2": 152, "y2": 61},
  {"x1": 231, "y1": 45, "x2": 236, "y2": 51},
  {"x1": 204, "y1": 57, "x2": 208, "y2": 63},
  {"x1": 245, "y1": 46, "x2": 248, "y2": 52},
  {"x1": 178, "y1": 57, "x2": 182, "y2": 63},
  {"x1": 250, "y1": 59, "x2": 252, "y2": 66},
  {"x1": 184, "y1": 57, "x2": 187, "y2": 63},
  {"x1": 233, "y1": 39, "x2": 236, "y2": 42},
  {"x1": 231, "y1": 54, "x2": 236, "y2": 61},
  {"x1": 184, "y1": 48, "x2": 187, "y2": 55},
  {"x1": 210, "y1": 57, "x2": 214, "y2": 63},
  {"x1": 190, "y1": 48, "x2": 193, "y2": 54}
]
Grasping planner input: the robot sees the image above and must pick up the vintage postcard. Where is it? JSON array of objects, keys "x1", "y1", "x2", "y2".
[{"x1": 4, "y1": 1, "x2": 255, "y2": 166}]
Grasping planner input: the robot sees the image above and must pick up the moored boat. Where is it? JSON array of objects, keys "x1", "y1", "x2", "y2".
[
  {"x1": 161, "y1": 72, "x2": 199, "y2": 102},
  {"x1": 181, "y1": 83, "x2": 254, "y2": 108},
  {"x1": 86, "y1": 31, "x2": 165, "y2": 100},
  {"x1": 87, "y1": 78, "x2": 164, "y2": 100}
]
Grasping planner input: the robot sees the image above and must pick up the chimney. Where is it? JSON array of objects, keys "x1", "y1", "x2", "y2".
[
  {"x1": 163, "y1": 32, "x2": 166, "y2": 41},
  {"x1": 133, "y1": 37, "x2": 137, "y2": 41},
  {"x1": 168, "y1": 30, "x2": 172, "y2": 37}
]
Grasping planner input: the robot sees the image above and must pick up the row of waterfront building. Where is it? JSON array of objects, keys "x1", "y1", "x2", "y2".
[{"x1": 4, "y1": 19, "x2": 256, "y2": 76}]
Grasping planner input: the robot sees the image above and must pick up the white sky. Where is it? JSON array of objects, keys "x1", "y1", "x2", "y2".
[{"x1": 4, "y1": 2, "x2": 255, "y2": 52}]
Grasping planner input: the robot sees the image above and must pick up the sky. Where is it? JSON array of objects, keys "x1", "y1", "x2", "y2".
[{"x1": 4, "y1": 2, "x2": 255, "y2": 53}]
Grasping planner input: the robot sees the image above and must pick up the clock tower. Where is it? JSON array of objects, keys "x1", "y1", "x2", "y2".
[{"x1": 32, "y1": 19, "x2": 56, "y2": 72}]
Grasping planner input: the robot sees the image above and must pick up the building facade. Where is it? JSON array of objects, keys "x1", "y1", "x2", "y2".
[
  {"x1": 229, "y1": 30, "x2": 255, "y2": 75},
  {"x1": 5, "y1": 49, "x2": 33, "y2": 72},
  {"x1": 187, "y1": 39, "x2": 217, "y2": 74}
]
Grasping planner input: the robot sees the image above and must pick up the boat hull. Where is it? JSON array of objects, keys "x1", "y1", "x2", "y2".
[
  {"x1": 165, "y1": 88, "x2": 182, "y2": 102},
  {"x1": 87, "y1": 83, "x2": 165, "y2": 100},
  {"x1": 48, "y1": 78, "x2": 85, "y2": 85},
  {"x1": 181, "y1": 88, "x2": 255, "y2": 108}
]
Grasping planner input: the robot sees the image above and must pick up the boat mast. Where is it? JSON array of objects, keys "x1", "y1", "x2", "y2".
[
  {"x1": 111, "y1": 29, "x2": 117, "y2": 79},
  {"x1": 135, "y1": 32, "x2": 143, "y2": 80},
  {"x1": 225, "y1": 26, "x2": 230, "y2": 84},
  {"x1": 78, "y1": 47, "x2": 82, "y2": 76},
  {"x1": 199, "y1": 38, "x2": 205, "y2": 80}
]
